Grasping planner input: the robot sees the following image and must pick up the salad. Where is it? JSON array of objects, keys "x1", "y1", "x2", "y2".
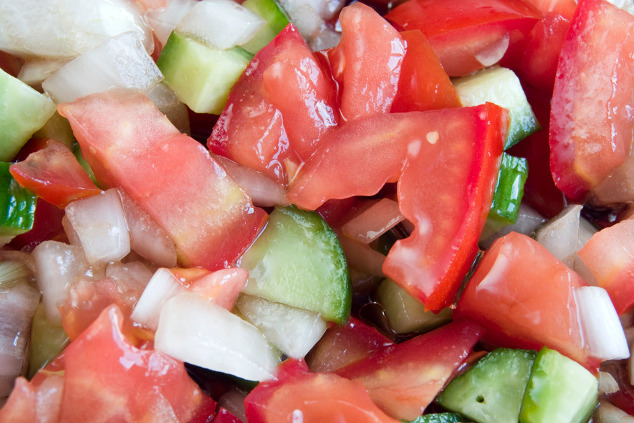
[{"x1": 0, "y1": 0, "x2": 633, "y2": 421}]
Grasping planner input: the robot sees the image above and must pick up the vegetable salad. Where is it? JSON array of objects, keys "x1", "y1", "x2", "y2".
[{"x1": 0, "y1": 0, "x2": 633, "y2": 421}]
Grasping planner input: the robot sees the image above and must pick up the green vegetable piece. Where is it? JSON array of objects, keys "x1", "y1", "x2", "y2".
[
  {"x1": 241, "y1": 0, "x2": 290, "y2": 53},
  {"x1": 488, "y1": 153, "x2": 528, "y2": 225},
  {"x1": 0, "y1": 162, "x2": 37, "y2": 242},
  {"x1": 240, "y1": 205, "x2": 351, "y2": 324},
  {"x1": 453, "y1": 66, "x2": 540, "y2": 149},
  {"x1": 0, "y1": 68, "x2": 57, "y2": 161},
  {"x1": 158, "y1": 32, "x2": 252, "y2": 114},
  {"x1": 33, "y1": 112, "x2": 75, "y2": 148},
  {"x1": 406, "y1": 413, "x2": 463, "y2": 423},
  {"x1": 519, "y1": 347, "x2": 598, "y2": 423},
  {"x1": 436, "y1": 348, "x2": 537, "y2": 423},
  {"x1": 29, "y1": 303, "x2": 70, "y2": 378},
  {"x1": 72, "y1": 142, "x2": 99, "y2": 187}
]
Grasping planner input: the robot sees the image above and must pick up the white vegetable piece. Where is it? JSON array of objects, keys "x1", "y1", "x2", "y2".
[
  {"x1": 575, "y1": 286, "x2": 630, "y2": 361},
  {"x1": 42, "y1": 31, "x2": 163, "y2": 104},
  {"x1": 342, "y1": 198, "x2": 404, "y2": 244},
  {"x1": 17, "y1": 59, "x2": 70, "y2": 88},
  {"x1": 64, "y1": 189, "x2": 130, "y2": 266},
  {"x1": 146, "y1": 83, "x2": 191, "y2": 136},
  {"x1": 131, "y1": 268, "x2": 185, "y2": 330},
  {"x1": 0, "y1": 0, "x2": 151, "y2": 59},
  {"x1": 145, "y1": 0, "x2": 198, "y2": 46},
  {"x1": 236, "y1": 294, "x2": 327, "y2": 359},
  {"x1": 155, "y1": 293, "x2": 280, "y2": 381},
  {"x1": 175, "y1": 0, "x2": 266, "y2": 50},
  {"x1": 32, "y1": 241, "x2": 90, "y2": 323}
]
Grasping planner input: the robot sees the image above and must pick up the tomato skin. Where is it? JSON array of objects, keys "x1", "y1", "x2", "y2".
[
  {"x1": 549, "y1": 0, "x2": 634, "y2": 202},
  {"x1": 383, "y1": 103, "x2": 507, "y2": 312},
  {"x1": 209, "y1": 24, "x2": 337, "y2": 186},
  {"x1": 390, "y1": 30, "x2": 461, "y2": 113},
  {"x1": 386, "y1": 0, "x2": 542, "y2": 76},
  {"x1": 456, "y1": 232, "x2": 593, "y2": 367},
  {"x1": 335, "y1": 319, "x2": 483, "y2": 421},
  {"x1": 213, "y1": 408, "x2": 242, "y2": 423},
  {"x1": 327, "y1": 2, "x2": 405, "y2": 121},
  {"x1": 10, "y1": 139, "x2": 101, "y2": 209},
  {"x1": 244, "y1": 359, "x2": 400, "y2": 423}
]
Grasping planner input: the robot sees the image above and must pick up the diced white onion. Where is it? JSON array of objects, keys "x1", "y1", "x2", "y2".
[
  {"x1": 32, "y1": 241, "x2": 89, "y2": 323},
  {"x1": 598, "y1": 371, "x2": 620, "y2": 395},
  {"x1": 594, "y1": 401, "x2": 634, "y2": 423},
  {"x1": 277, "y1": 0, "x2": 343, "y2": 50},
  {"x1": 475, "y1": 33, "x2": 510, "y2": 67},
  {"x1": 479, "y1": 203, "x2": 546, "y2": 250},
  {"x1": 155, "y1": 292, "x2": 280, "y2": 381},
  {"x1": 64, "y1": 189, "x2": 130, "y2": 266},
  {"x1": 145, "y1": 0, "x2": 198, "y2": 46},
  {"x1": 217, "y1": 388, "x2": 247, "y2": 422},
  {"x1": 338, "y1": 235, "x2": 385, "y2": 277},
  {"x1": 42, "y1": 31, "x2": 163, "y2": 104},
  {"x1": 236, "y1": 294, "x2": 327, "y2": 359},
  {"x1": 0, "y1": 282, "x2": 40, "y2": 398},
  {"x1": 342, "y1": 198, "x2": 404, "y2": 244},
  {"x1": 105, "y1": 261, "x2": 154, "y2": 292},
  {"x1": 0, "y1": 261, "x2": 31, "y2": 290},
  {"x1": 575, "y1": 286, "x2": 630, "y2": 361},
  {"x1": 118, "y1": 190, "x2": 177, "y2": 268},
  {"x1": 0, "y1": 0, "x2": 152, "y2": 59},
  {"x1": 176, "y1": 0, "x2": 266, "y2": 50},
  {"x1": 536, "y1": 205, "x2": 590, "y2": 268},
  {"x1": 214, "y1": 155, "x2": 288, "y2": 207},
  {"x1": 146, "y1": 82, "x2": 191, "y2": 135},
  {"x1": 131, "y1": 268, "x2": 185, "y2": 330},
  {"x1": 17, "y1": 59, "x2": 70, "y2": 88}
]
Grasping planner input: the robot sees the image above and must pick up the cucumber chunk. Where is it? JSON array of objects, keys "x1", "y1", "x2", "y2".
[
  {"x1": 240, "y1": 205, "x2": 351, "y2": 324},
  {"x1": 488, "y1": 153, "x2": 528, "y2": 225},
  {"x1": 520, "y1": 347, "x2": 598, "y2": 423},
  {"x1": 0, "y1": 162, "x2": 37, "y2": 244},
  {"x1": 436, "y1": 348, "x2": 537, "y2": 423},
  {"x1": 0, "y1": 68, "x2": 56, "y2": 161},
  {"x1": 241, "y1": 0, "x2": 290, "y2": 53},
  {"x1": 453, "y1": 66, "x2": 539, "y2": 149},
  {"x1": 158, "y1": 32, "x2": 252, "y2": 114},
  {"x1": 29, "y1": 302, "x2": 70, "y2": 378},
  {"x1": 407, "y1": 413, "x2": 463, "y2": 423}
]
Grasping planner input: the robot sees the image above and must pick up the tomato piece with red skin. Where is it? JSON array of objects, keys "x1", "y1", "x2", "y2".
[
  {"x1": 383, "y1": 103, "x2": 507, "y2": 312},
  {"x1": 209, "y1": 24, "x2": 338, "y2": 186},
  {"x1": 10, "y1": 139, "x2": 101, "y2": 209},
  {"x1": 386, "y1": 0, "x2": 542, "y2": 77},
  {"x1": 58, "y1": 305, "x2": 216, "y2": 423},
  {"x1": 327, "y1": 2, "x2": 405, "y2": 120},
  {"x1": 390, "y1": 30, "x2": 462, "y2": 113},
  {"x1": 577, "y1": 219, "x2": 634, "y2": 315},
  {"x1": 59, "y1": 89, "x2": 267, "y2": 271},
  {"x1": 213, "y1": 408, "x2": 243, "y2": 423},
  {"x1": 0, "y1": 372, "x2": 65, "y2": 423},
  {"x1": 456, "y1": 232, "x2": 597, "y2": 368},
  {"x1": 549, "y1": 0, "x2": 634, "y2": 202},
  {"x1": 335, "y1": 319, "x2": 483, "y2": 421},
  {"x1": 244, "y1": 359, "x2": 400, "y2": 423}
]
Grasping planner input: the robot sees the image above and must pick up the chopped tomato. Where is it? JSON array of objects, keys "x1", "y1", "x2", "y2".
[
  {"x1": 524, "y1": 0, "x2": 576, "y2": 18},
  {"x1": 327, "y1": 2, "x2": 405, "y2": 120},
  {"x1": 59, "y1": 89, "x2": 267, "y2": 271},
  {"x1": 577, "y1": 219, "x2": 634, "y2": 315},
  {"x1": 0, "y1": 371, "x2": 64, "y2": 423},
  {"x1": 209, "y1": 24, "x2": 338, "y2": 186},
  {"x1": 390, "y1": 30, "x2": 461, "y2": 113},
  {"x1": 213, "y1": 408, "x2": 243, "y2": 423},
  {"x1": 383, "y1": 103, "x2": 507, "y2": 312},
  {"x1": 187, "y1": 268, "x2": 248, "y2": 310},
  {"x1": 244, "y1": 359, "x2": 400, "y2": 423},
  {"x1": 10, "y1": 139, "x2": 101, "y2": 209},
  {"x1": 336, "y1": 319, "x2": 483, "y2": 421},
  {"x1": 456, "y1": 232, "x2": 594, "y2": 367},
  {"x1": 549, "y1": 0, "x2": 634, "y2": 201},
  {"x1": 386, "y1": 0, "x2": 542, "y2": 76}
]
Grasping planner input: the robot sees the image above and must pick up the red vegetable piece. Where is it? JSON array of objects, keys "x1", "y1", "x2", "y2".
[
  {"x1": 336, "y1": 319, "x2": 483, "y2": 421},
  {"x1": 577, "y1": 219, "x2": 634, "y2": 315},
  {"x1": 385, "y1": 0, "x2": 542, "y2": 76},
  {"x1": 213, "y1": 408, "x2": 243, "y2": 423},
  {"x1": 391, "y1": 30, "x2": 461, "y2": 112},
  {"x1": 327, "y1": 2, "x2": 405, "y2": 120},
  {"x1": 0, "y1": 372, "x2": 64, "y2": 423},
  {"x1": 383, "y1": 103, "x2": 507, "y2": 312},
  {"x1": 10, "y1": 139, "x2": 101, "y2": 209},
  {"x1": 59, "y1": 305, "x2": 216, "y2": 422},
  {"x1": 524, "y1": 0, "x2": 577, "y2": 18},
  {"x1": 244, "y1": 359, "x2": 400, "y2": 423},
  {"x1": 59, "y1": 89, "x2": 267, "y2": 270},
  {"x1": 8, "y1": 198, "x2": 66, "y2": 252},
  {"x1": 456, "y1": 232, "x2": 594, "y2": 367},
  {"x1": 549, "y1": 0, "x2": 634, "y2": 201},
  {"x1": 209, "y1": 24, "x2": 337, "y2": 186}
]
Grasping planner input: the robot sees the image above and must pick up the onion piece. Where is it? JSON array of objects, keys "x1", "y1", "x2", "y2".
[
  {"x1": 17, "y1": 59, "x2": 70, "y2": 88},
  {"x1": 235, "y1": 294, "x2": 327, "y2": 359},
  {"x1": 594, "y1": 401, "x2": 634, "y2": 423},
  {"x1": 131, "y1": 268, "x2": 185, "y2": 330},
  {"x1": 145, "y1": 0, "x2": 198, "y2": 46},
  {"x1": 0, "y1": 261, "x2": 31, "y2": 290},
  {"x1": 342, "y1": 198, "x2": 403, "y2": 244},
  {"x1": 575, "y1": 286, "x2": 630, "y2": 361},
  {"x1": 146, "y1": 82, "x2": 190, "y2": 135},
  {"x1": 338, "y1": 235, "x2": 385, "y2": 277},
  {"x1": 0, "y1": 281, "x2": 40, "y2": 398},
  {"x1": 105, "y1": 261, "x2": 154, "y2": 292},
  {"x1": 64, "y1": 189, "x2": 130, "y2": 266},
  {"x1": 32, "y1": 241, "x2": 90, "y2": 323},
  {"x1": 155, "y1": 292, "x2": 281, "y2": 381},
  {"x1": 42, "y1": 31, "x2": 163, "y2": 104},
  {"x1": 479, "y1": 203, "x2": 546, "y2": 250},
  {"x1": 175, "y1": 0, "x2": 266, "y2": 50},
  {"x1": 475, "y1": 33, "x2": 510, "y2": 67},
  {"x1": 217, "y1": 388, "x2": 247, "y2": 423}
]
